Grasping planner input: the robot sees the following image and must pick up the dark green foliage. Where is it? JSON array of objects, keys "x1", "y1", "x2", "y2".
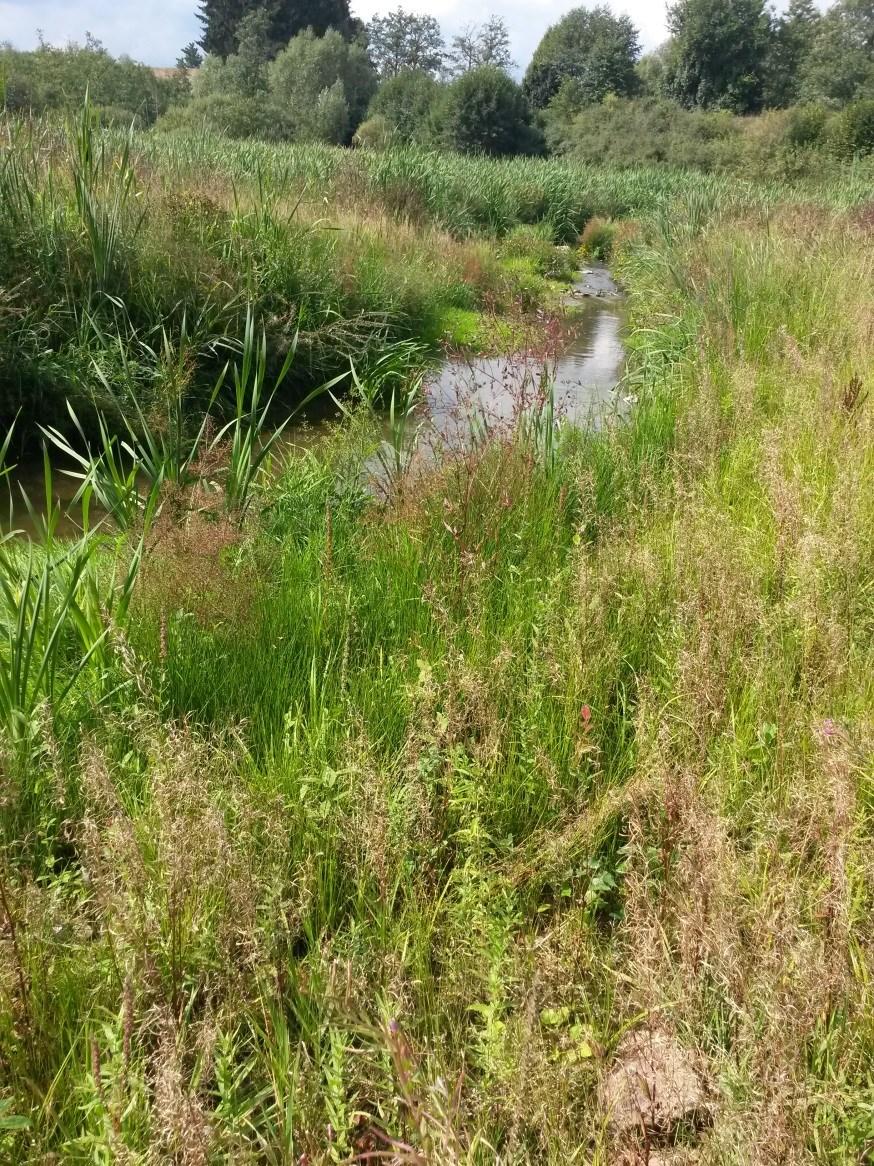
[
  {"x1": 800, "y1": 0, "x2": 874, "y2": 106},
  {"x1": 366, "y1": 8, "x2": 446, "y2": 78},
  {"x1": 664, "y1": 0, "x2": 772, "y2": 113},
  {"x1": 523, "y1": 5, "x2": 641, "y2": 110},
  {"x1": 177, "y1": 42, "x2": 205, "y2": 70},
  {"x1": 367, "y1": 69, "x2": 440, "y2": 143},
  {"x1": 832, "y1": 96, "x2": 874, "y2": 155},
  {"x1": 438, "y1": 66, "x2": 543, "y2": 157},
  {"x1": 197, "y1": 0, "x2": 250, "y2": 59},
  {"x1": 784, "y1": 102, "x2": 829, "y2": 148},
  {"x1": 763, "y1": 0, "x2": 821, "y2": 108},
  {"x1": 268, "y1": 0, "x2": 358, "y2": 44},
  {"x1": 197, "y1": 0, "x2": 357, "y2": 60}
]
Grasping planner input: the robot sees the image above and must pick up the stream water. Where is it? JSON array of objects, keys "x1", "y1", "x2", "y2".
[
  {"x1": 426, "y1": 266, "x2": 624, "y2": 445},
  {"x1": 2, "y1": 267, "x2": 625, "y2": 538}
]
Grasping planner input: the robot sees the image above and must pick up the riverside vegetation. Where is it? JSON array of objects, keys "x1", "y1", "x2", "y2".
[{"x1": 0, "y1": 108, "x2": 873, "y2": 1164}]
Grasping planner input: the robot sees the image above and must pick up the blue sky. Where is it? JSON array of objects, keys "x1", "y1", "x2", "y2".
[{"x1": 1, "y1": 0, "x2": 673, "y2": 68}]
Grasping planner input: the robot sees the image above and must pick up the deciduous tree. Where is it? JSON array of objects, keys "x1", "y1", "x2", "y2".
[
  {"x1": 448, "y1": 16, "x2": 514, "y2": 76},
  {"x1": 663, "y1": 0, "x2": 772, "y2": 113},
  {"x1": 764, "y1": 0, "x2": 820, "y2": 107},
  {"x1": 367, "y1": 69, "x2": 440, "y2": 141},
  {"x1": 438, "y1": 65, "x2": 542, "y2": 155},
  {"x1": 270, "y1": 27, "x2": 376, "y2": 138},
  {"x1": 366, "y1": 9, "x2": 445, "y2": 77},
  {"x1": 800, "y1": 0, "x2": 874, "y2": 105},
  {"x1": 523, "y1": 6, "x2": 640, "y2": 110}
]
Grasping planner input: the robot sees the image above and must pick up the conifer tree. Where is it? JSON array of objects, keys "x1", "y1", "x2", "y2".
[{"x1": 198, "y1": 0, "x2": 356, "y2": 60}]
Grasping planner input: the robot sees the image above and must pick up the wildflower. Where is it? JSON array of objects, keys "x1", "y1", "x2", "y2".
[{"x1": 818, "y1": 718, "x2": 847, "y2": 746}]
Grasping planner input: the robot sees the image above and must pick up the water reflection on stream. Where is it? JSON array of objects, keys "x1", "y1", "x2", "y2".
[
  {"x1": 427, "y1": 294, "x2": 624, "y2": 445},
  {"x1": 3, "y1": 267, "x2": 625, "y2": 538}
]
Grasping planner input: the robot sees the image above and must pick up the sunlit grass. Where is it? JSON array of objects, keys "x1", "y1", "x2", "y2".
[{"x1": 0, "y1": 112, "x2": 871, "y2": 1162}]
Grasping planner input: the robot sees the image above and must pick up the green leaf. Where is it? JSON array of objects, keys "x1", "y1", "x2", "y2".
[
  {"x1": 0, "y1": 1099, "x2": 30, "y2": 1131},
  {"x1": 540, "y1": 1005, "x2": 571, "y2": 1027}
]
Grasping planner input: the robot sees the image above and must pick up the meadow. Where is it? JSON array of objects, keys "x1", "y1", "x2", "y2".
[
  {"x1": 2, "y1": 110, "x2": 872, "y2": 443},
  {"x1": 0, "y1": 114, "x2": 872, "y2": 1163}
]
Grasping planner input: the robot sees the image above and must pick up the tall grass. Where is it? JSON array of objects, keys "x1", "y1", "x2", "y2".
[
  {"x1": 0, "y1": 118, "x2": 871, "y2": 1163},
  {"x1": 3, "y1": 110, "x2": 872, "y2": 446}
]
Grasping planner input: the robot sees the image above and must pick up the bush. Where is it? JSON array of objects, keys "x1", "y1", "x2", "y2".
[
  {"x1": 367, "y1": 70, "x2": 441, "y2": 145},
  {"x1": 156, "y1": 92, "x2": 276, "y2": 139},
  {"x1": 437, "y1": 66, "x2": 543, "y2": 157},
  {"x1": 545, "y1": 93, "x2": 871, "y2": 177},
  {"x1": 784, "y1": 104, "x2": 829, "y2": 149},
  {"x1": 547, "y1": 96, "x2": 740, "y2": 171},
  {"x1": 353, "y1": 115, "x2": 394, "y2": 149},
  {"x1": 579, "y1": 216, "x2": 618, "y2": 260},
  {"x1": 269, "y1": 28, "x2": 376, "y2": 142},
  {"x1": 0, "y1": 41, "x2": 183, "y2": 124},
  {"x1": 166, "y1": 27, "x2": 376, "y2": 145},
  {"x1": 831, "y1": 99, "x2": 874, "y2": 158},
  {"x1": 499, "y1": 224, "x2": 576, "y2": 279},
  {"x1": 523, "y1": 6, "x2": 641, "y2": 110}
]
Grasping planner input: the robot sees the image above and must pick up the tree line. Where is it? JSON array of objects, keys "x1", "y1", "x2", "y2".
[
  {"x1": 159, "y1": 3, "x2": 539, "y2": 154},
  {"x1": 1, "y1": 0, "x2": 872, "y2": 161}
]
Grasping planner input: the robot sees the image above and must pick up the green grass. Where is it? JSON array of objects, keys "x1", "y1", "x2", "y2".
[
  {"x1": 0, "y1": 114, "x2": 582, "y2": 445},
  {"x1": 0, "y1": 120, "x2": 872, "y2": 1163},
  {"x1": 3, "y1": 111, "x2": 872, "y2": 447}
]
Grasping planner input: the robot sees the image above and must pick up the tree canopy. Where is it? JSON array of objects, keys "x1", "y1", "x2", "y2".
[
  {"x1": 269, "y1": 27, "x2": 376, "y2": 138},
  {"x1": 439, "y1": 66, "x2": 542, "y2": 155},
  {"x1": 800, "y1": 0, "x2": 874, "y2": 105},
  {"x1": 523, "y1": 6, "x2": 641, "y2": 110},
  {"x1": 762, "y1": 0, "x2": 820, "y2": 107},
  {"x1": 366, "y1": 9, "x2": 446, "y2": 77},
  {"x1": 367, "y1": 69, "x2": 440, "y2": 142},
  {"x1": 448, "y1": 17, "x2": 514, "y2": 77},
  {"x1": 197, "y1": 0, "x2": 357, "y2": 60},
  {"x1": 663, "y1": 0, "x2": 772, "y2": 113}
]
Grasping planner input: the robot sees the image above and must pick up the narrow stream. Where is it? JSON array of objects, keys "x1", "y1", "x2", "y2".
[
  {"x1": 2, "y1": 267, "x2": 625, "y2": 538},
  {"x1": 426, "y1": 266, "x2": 624, "y2": 445}
]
